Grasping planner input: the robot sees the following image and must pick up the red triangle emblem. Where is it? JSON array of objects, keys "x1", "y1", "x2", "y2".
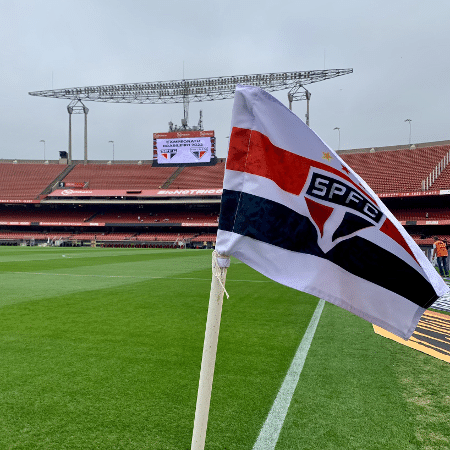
[{"x1": 305, "y1": 197, "x2": 334, "y2": 238}]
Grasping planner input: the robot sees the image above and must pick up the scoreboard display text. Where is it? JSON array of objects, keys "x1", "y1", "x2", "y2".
[{"x1": 153, "y1": 131, "x2": 215, "y2": 165}]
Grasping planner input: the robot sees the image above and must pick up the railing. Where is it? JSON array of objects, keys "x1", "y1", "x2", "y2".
[{"x1": 422, "y1": 149, "x2": 450, "y2": 190}]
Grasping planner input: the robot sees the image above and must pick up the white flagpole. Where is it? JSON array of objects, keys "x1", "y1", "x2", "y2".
[{"x1": 191, "y1": 251, "x2": 230, "y2": 450}]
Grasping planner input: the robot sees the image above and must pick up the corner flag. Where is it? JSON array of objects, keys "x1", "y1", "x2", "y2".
[{"x1": 216, "y1": 84, "x2": 448, "y2": 340}]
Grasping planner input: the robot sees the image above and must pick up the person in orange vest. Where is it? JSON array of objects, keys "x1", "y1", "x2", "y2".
[{"x1": 432, "y1": 236, "x2": 449, "y2": 278}]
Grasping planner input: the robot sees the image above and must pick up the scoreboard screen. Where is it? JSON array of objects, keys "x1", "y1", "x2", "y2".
[{"x1": 153, "y1": 130, "x2": 215, "y2": 166}]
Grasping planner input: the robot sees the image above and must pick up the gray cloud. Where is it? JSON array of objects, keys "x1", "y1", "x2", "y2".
[{"x1": 1, "y1": 0, "x2": 449, "y2": 161}]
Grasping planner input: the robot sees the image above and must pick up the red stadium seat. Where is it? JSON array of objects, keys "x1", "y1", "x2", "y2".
[
  {"x1": 62, "y1": 164, "x2": 178, "y2": 190},
  {"x1": 0, "y1": 163, "x2": 67, "y2": 200},
  {"x1": 167, "y1": 162, "x2": 225, "y2": 189},
  {"x1": 341, "y1": 145, "x2": 450, "y2": 194}
]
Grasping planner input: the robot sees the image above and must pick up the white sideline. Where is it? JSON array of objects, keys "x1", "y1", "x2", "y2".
[{"x1": 252, "y1": 298, "x2": 325, "y2": 450}]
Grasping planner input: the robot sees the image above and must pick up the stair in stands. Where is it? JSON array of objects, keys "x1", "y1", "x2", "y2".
[
  {"x1": 38, "y1": 163, "x2": 77, "y2": 198},
  {"x1": 161, "y1": 165, "x2": 186, "y2": 188}
]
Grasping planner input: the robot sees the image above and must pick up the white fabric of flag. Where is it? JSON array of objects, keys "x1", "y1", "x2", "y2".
[{"x1": 216, "y1": 85, "x2": 448, "y2": 340}]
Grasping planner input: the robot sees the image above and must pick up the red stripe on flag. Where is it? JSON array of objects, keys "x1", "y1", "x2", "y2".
[
  {"x1": 380, "y1": 217, "x2": 419, "y2": 264},
  {"x1": 227, "y1": 127, "x2": 377, "y2": 203}
]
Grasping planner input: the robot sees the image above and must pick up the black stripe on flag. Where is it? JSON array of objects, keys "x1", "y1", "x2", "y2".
[{"x1": 219, "y1": 189, "x2": 438, "y2": 308}]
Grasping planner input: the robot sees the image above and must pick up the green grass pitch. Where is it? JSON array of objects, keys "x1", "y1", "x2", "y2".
[{"x1": 0, "y1": 246, "x2": 448, "y2": 449}]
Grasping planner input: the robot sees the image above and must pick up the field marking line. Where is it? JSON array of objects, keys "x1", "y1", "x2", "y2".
[
  {"x1": 8, "y1": 271, "x2": 271, "y2": 283},
  {"x1": 252, "y1": 298, "x2": 325, "y2": 450}
]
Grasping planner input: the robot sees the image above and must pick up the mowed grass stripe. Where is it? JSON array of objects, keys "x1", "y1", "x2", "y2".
[
  {"x1": 0, "y1": 248, "x2": 319, "y2": 449},
  {"x1": 0, "y1": 250, "x2": 268, "y2": 309},
  {"x1": 0, "y1": 249, "x2": 215, "y2": 308},
  {"x1": 0, "y1": 278, "x2": 208, "y2": 450},
  {"x1": 0, "y1": 248, "x2": 212, "y2": 274},
  {"x1": 6, "y1": 271, "x2": 272, "y2": 284}
]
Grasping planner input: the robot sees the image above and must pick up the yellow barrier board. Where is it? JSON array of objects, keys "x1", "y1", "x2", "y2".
[{"x1": 373, "y1": 310, "x2": 450, "y2": 363}]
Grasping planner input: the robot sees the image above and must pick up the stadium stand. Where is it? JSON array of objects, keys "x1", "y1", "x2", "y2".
[
  {"x1": 0, "y1": 163, "x2": 66, "y2": 200},
  {"x1": 69, "y1": 232, "x2": 135, "y2": 241},
  {"x1": 62, "y1": 163, "x2": 178, "y2": 189},
  {"x1": 412, "y1": 235, "x2": 450, "y2": 246},
  {"x1": 192, "y1": 233, "x2": 218, "y2": 243},
  {"x1": 167, "y1": 161, "x2": 226, "y2": 189},
  {"x1": 392, "y1": 208, "x2": 450, "y2": 221},
  {"x1": 136, "y1": 232, "x2": 196, "y2": 240},
  {"x1": 338, "y1": 143, "x2": 450, "y2": 260},
  {"x1": 0, "y1": 159, "x2": 223, "y2": 248},
  {"x1": 93, "y1": 211, "x2": 218, "y2": 224},
  {"x1": 2, "y1": 141, "x2": 450, "y2": 255},
  {"x1": 0, "y1": 208, "x2": 97, "y2": 223},
  {"x1": 340, "y1": 145, "x2": 450, "y2": 193}
]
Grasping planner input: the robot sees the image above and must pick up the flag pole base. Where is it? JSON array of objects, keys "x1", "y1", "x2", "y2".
[{"x1": 191, "y1": 251, "x2": 230, "y2": 450}]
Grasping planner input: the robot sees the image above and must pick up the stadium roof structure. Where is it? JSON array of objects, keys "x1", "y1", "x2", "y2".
[
  {"x1": 28, "y1": 68, "x2": 353, "y2": 105},
  {"x1": 28, "y1": 68, "x2": 353, "y2": 163}
]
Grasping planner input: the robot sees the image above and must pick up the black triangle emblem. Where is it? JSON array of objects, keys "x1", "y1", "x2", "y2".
[{"x1": 332, "y1": 212, "x2": 374, "y2": 242}]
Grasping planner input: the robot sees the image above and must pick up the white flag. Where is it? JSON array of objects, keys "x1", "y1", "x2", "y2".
[{"x1": 216, "y1": 85, "x2": 448, "y2": 340}]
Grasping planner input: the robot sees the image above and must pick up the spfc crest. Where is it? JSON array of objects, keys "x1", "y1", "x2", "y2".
[
  {"x1": 160, "y1": 148, "x2": 177, "y2": 160},
  {"x1": 190, "y1": 149, "x2": 207, "y2": 160},
  {"x1": 303, "y1": 169, "x2": 383, "y2": 253}
]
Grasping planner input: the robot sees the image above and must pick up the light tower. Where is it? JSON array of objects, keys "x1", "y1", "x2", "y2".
[
  {"x1": 67, "y1": 99, "x2": 89, "y2": 164},
  {"x1": 288, "y1": 86, "x2": 311, "y2": 126},
  {"x1": 108, "y1": 140, "x2": 114, "y2": 161},
  {"x1": 39, "y1": 139, "x2": 46, "y2": 160},
  {"x1": 405, "y1": 119, "x2": 412, "y2": 147},
  {"x1": 333, "y1": 127, "x2": 340, "y2": 150}
]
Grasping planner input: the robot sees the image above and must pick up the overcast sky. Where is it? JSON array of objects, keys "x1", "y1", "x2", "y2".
[{"x1": 1, "y1": 0, "x2": 449, "y2": 161}]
